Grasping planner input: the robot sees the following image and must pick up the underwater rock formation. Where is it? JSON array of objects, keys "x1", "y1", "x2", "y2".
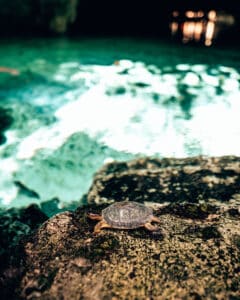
[
  {"x1": 1, "y1": 156, "x2": 240, "y2": 299},
  {"x1": 0, "y1": 107, "x2": 13, "y2": 145}
]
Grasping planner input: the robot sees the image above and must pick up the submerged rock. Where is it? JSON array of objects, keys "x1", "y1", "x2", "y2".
[
  {"x1": 1, "y1": 156, "x2": 240, "y2": 299},
  {"x1": 0, "y1": 107, "x2": 13, "y2": 145}
]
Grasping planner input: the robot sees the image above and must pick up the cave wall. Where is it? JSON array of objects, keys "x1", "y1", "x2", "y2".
[{"x1": 0, "y1": 0, "x2": 79, "y2": 34}]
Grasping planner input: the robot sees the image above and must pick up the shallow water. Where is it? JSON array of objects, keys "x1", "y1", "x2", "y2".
[{"x1": 0, "y1": 37, "x2": 239, "y2": 209}]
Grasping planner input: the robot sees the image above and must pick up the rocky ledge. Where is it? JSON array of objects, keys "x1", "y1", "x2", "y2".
[{"x1": 1, "y1": 156, "x2": 240, "y2": 299}]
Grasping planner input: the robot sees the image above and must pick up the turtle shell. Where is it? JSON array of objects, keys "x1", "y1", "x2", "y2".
[{"x1": 102, "y1": 201, "x2": 153, "y2": 229}]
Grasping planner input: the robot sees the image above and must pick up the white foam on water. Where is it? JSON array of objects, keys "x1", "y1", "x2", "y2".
[
  {"x1": 1, "y1": 60, "x2": 240, "y2": 207},
  {"x1": 0, "y1": 158, "x2": 19, "y2": 205}
]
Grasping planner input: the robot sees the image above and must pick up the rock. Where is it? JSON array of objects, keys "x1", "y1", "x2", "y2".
[
  {"x1": 87, "y1": 156, "x2": 240, "y2": 205},
  {"x1": 1, "y1": 156, "x2": 240, "y2": 299},
  {"x1": 0, "y1": 204, "x2": 48, "y2": 299},
  {"x1": 0, "y1": 204, "x2": 48, "y2": 264}
]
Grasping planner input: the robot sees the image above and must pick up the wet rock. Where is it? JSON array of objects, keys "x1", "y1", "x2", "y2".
[
  {"x1": 0, "y1": 204, "x2": 48, "y2": 299},
  {"x1": 0, "y1": 204, "x2": 47, "y2": 267},
  {"x1": 2, "y1": 156, "x2": 240, "y2": 299},
  {"x1": 87, "y1": 156, "x2": 240, "y2": 205},
  {"x1": 14, "y1": 181, "x2": 40, "y2": 199}
]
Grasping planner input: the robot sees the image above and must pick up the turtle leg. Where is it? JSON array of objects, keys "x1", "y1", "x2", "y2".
[
  {"x1": 151, "y1": 216, "x2": 161, "y2": 223},
  {"x1": 144, "y1": 222, "x2": 159, "y2": 231},
  {"x1": 94, "y1": 220, "x2": 112, "y2": 234},
  {"x1": 87, "y1": 213, "x2": 103, "y2": 221}
]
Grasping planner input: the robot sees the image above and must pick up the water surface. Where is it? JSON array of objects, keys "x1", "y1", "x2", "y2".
[{"x1": 0, "y1": 37, "x2": 239, "y2": 209}]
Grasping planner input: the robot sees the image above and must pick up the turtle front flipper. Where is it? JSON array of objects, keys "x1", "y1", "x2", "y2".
[
  {"x1": 94, "y1": 220, "x2": 112, "y2": 234},
  {"x1": 144, "y1": 222, "x2": 159, "y2": 232}
]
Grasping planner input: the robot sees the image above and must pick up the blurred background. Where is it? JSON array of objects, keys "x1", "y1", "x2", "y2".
[
  {"x1": 0, "y1": 0, "x2": 239, "y2": 45},
  {"x1": 0, "y1": 0, "x2": 239, "y2": 213}
]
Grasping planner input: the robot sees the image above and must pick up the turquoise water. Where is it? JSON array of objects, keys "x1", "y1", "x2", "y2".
[
  {"x1": 0, "y1": 37, "x2": 239, "y2": 209},
  {"x1": 0, "y1": 37, "x2": 239, "y2": 67}
]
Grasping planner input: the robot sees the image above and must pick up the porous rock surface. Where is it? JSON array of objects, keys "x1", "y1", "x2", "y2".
[
  {"x1": 88, "y1": 156, "x2": 240, "y2": 205},
  {"x1": 2, "y1": 156, "x2": 240, "y2": 299}
]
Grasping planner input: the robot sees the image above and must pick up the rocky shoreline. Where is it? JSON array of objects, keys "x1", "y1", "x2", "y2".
[{"x1": 1, "y1": 156, "x2": 240, "y2": 299}]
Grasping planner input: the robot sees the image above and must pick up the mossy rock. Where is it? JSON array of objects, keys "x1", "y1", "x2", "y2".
[
  {"x1": 12, "y1": 202, "x2": 240, "y2": 299},
  {"x1": 1, "y1": 156, "x2": 240, "y2": 299}
]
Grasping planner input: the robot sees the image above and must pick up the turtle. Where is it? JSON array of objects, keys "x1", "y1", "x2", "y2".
[{"x1": 88, "y1": 201, "x2": 161, "y2": 234}]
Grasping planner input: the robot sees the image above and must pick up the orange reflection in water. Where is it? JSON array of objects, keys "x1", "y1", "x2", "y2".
[
  {"x1": 170, "y1": 10, "x2": 235, "y2": 46},
  {"x1": 185, "y1": 11, "x2": 195, "y2": 18},
  {"x1": 182, "y1": 22, "x2": 196, "y2": 43},
  {"x1": 170, "y1": 22, "x2": 178, "y2": 35},
  {"x1": 194, "y1": 22, "x2": 203, "y2": 42},
  {"x1": 205, "y1": 24, "x2": 215, "y2": 45}
]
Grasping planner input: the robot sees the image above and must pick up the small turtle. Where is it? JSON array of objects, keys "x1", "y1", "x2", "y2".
[{"x1": 88, "y1": 201, "x2": 160, "y2": 234}]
